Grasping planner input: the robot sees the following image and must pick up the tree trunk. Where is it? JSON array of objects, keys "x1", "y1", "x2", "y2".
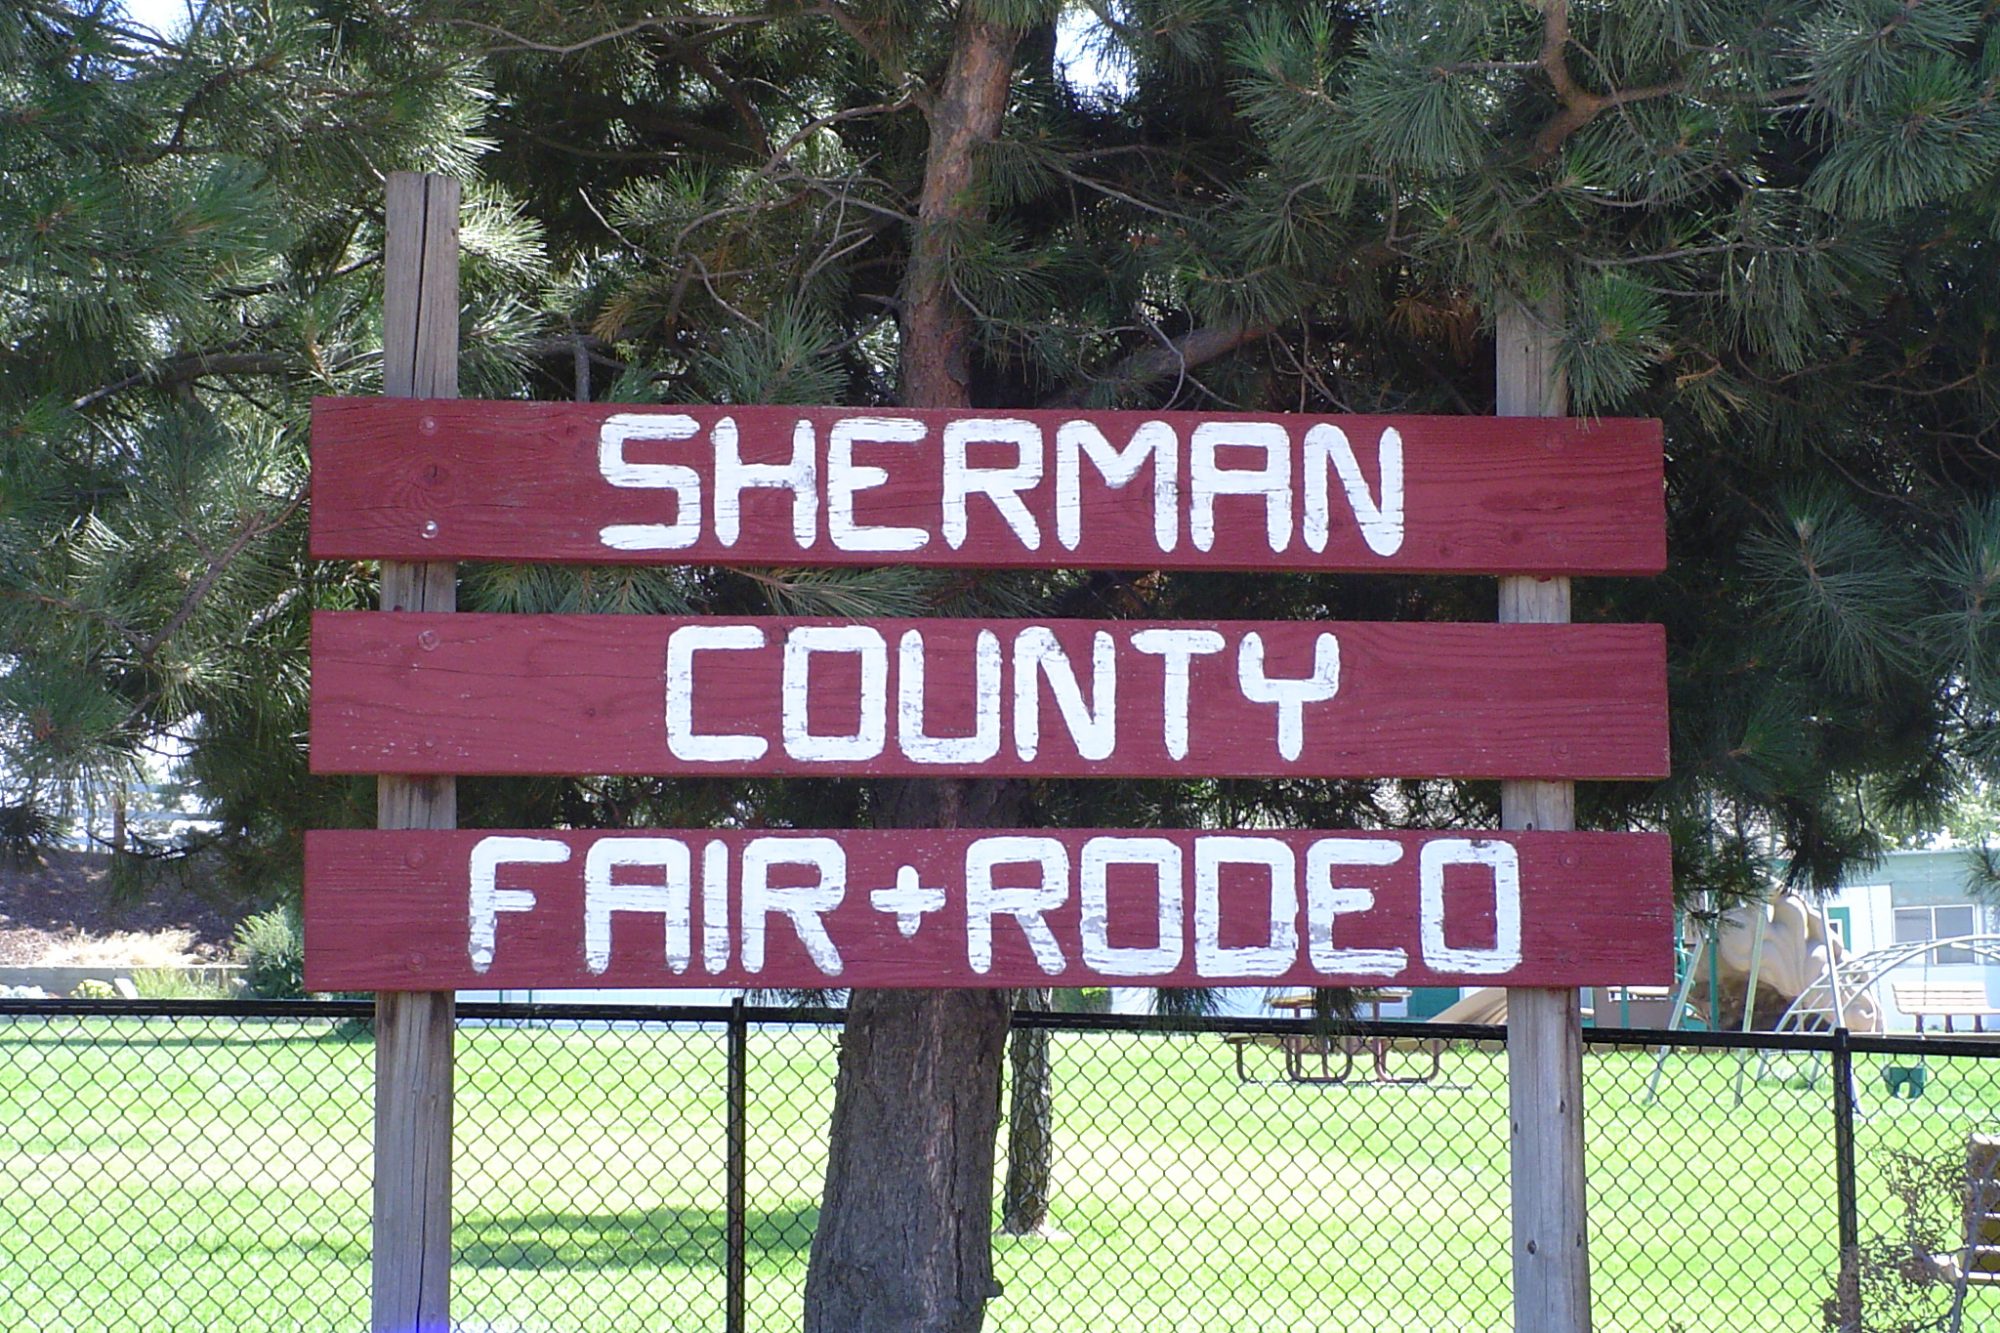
[
  {"x1": 805, "y1": 781, "x2": 1026, "y2": 1332},
  {"x1": 805, "y1": 985, "x2": 1013, "y2": 1333},
  {"x1": 110, "y1": 777, "x2": 127, "y2": 856},
  {"x1": 1000, "y1": 988, "x2": 1055, "y2": 1236},
  {"x1": 897, "y1": 11, "x2": 1019, "y2": 409},
  {"x1": 801, "y1": 12, "x2": 1025, "y2": 1330}
]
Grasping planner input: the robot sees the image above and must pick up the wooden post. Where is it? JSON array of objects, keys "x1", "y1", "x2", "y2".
[
  {"x1": 374, "y1": 171, "x2": 459, "y2": 1333},
  {"x1": 1498, "y1": 295, "x2": 1591, "y2": 1330}
]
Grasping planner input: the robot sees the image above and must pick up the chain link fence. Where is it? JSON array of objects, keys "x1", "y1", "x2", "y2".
[{"x1": 5, "y1": 998, "x2": 2000, "y2": 1331}]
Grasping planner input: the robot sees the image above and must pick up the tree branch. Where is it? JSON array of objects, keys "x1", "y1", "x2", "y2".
[
  {"x1": 0, "y1": 587, "x2": 148, "y2": 654},
  {"x1": 213, "y1": 250, "x2": 380, "y2": 301},
  {"x1": 899, "y1": 11, "x2": 1021, "y2": 408},
  {"x1": 813, "y1": 0, "x2": 920, "y2": 97},
  {"x1": 71, "y1": 346, "x2": 289, "y2": 412},
  {"x1": 1041, "y1": 318, "x2": 1268, "y2": 408},
  {"x1": 680, "y1": 43, "x2": 775, "y2": 160},
  {"x1": 1529, "y1": 0, "x2": 1683, "y2": 164},
  {"x1": 441, "y1": 12, "x2": 785, "y2": 57},
  {"x1": 139, "y1": 488, "x2": 306, "y2": 665},
  {"x1": 758, "y1": 93, "x2": 923, "y2": 179}
]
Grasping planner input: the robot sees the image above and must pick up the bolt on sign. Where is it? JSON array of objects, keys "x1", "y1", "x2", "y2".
[
  {"x1": 309, "y1": 400, "x2": 1664, "y2": 574},
  {"x1": 304, "y1": 829, "x2": 1672, "y2": 992},
  {"x1": 305, "y1": 401, "x2": 1674, "y2": 991},
  {"x1": 309, "y1": 615, "x2": 1666, "y2": 780}
]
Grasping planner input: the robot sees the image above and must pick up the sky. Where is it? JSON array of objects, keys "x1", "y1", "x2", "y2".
[
  {"x1": 118, "y1": 0, "x2": 189, "y2": 37},
  {"x1": 112, "y1": 3, "x2": 1122, "y2": 93}
]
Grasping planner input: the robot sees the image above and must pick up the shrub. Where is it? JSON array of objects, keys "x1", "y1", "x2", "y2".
[
  {"x1": 232, "y1": 906, "x2": 305, "y2": 999},
  {"x1": 1054, "y1": 988, "x2": 1111, "y2": 1014},
  {"x1": 68, "y1": 978, "x2": 119, "y2": 1001},
  {"x1": 130, "y1": 968, "x2": 235, "y2": 1000},
  {"x1": 0, "y1": 800, "x2": 56, "y2": 865}
]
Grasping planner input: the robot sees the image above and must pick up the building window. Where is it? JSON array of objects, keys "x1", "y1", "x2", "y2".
[{"x1": 1893, "y1": 904, "x2": 1980, "y2": 965}]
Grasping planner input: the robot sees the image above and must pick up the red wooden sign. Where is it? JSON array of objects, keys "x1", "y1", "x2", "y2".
[
  {"x1": 309, "y1": 613, "x2": 1668, "y2": 780},
  {"x1": 304, "y1": 828, "x2": 1673, "y2": 991},
  {"x1": 309, "y1": 400, "x2": 1665, "y2": 576}
]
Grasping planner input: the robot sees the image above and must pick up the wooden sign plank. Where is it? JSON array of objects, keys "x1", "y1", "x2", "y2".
[
  {"x1": 308, "y1": 613, "x2": 1669, "y2": 781},
  {"x1": 304, "y1": 828, "x2": 1673, "y2": 992},
  {"x1": 309, "y1": 399, "x2": 1665, "y2": 576}
]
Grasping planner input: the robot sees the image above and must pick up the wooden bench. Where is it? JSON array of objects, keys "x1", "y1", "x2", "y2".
[{"x1": 1891, "y1": 981, "x2": 2000, "y2": 1034}]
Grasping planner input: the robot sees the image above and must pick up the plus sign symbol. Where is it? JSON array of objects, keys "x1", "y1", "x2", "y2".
[{"x1": 868, "y1": 865, "x2": 947, "y2": 939}]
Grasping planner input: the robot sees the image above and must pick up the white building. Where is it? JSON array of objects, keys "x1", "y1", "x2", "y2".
[{"x1": 1822, "y1": 847, "x2": 2000, "y2": 1032}]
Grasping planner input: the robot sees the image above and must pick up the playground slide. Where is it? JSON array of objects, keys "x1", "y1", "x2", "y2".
[
  {"x1": 1426, "y1": 988, "x2": 1600, "y2": 1026},
  {"x1": 1699, "y1": 894, "x2": 1880, "y2": 1031},
  {"x1": 1424, "y1": 893, "x2": 1880, "y2": 1031},
  {"x1": 1431, "y1": 987, "x2": 1511, "y2": 1025}
]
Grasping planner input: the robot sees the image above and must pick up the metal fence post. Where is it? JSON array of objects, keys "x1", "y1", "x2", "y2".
[
  {"x1": 727, "y1": 997, "x2": 749, "y2": 1333},
  {"x1": 1832, "y1": 1026, "x2": 1860, "y2": 1332}
]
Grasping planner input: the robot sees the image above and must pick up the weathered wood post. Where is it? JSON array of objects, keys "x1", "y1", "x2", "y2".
[
  {"x1": 1499, "y1": 294, "x2": 1591, "y2": 1329},
  {"x1": 373, "y1": 171, "x2": 459, "y2": 1333},
  {"x1": 302, "y1": 371, "x2": 1669, "y2": 1331}
]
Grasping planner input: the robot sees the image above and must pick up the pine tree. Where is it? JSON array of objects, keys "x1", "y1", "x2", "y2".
[
  {"x1": 8, "y1": 2, "x2": 2000, "y2": 1329},
  {"x1": 455, "y1": 4, "x2": 2000, "y2": 1325},
  {"x1": 0, "y1": 1, "x2": 545, "y2": 883},
  {"x1": 1202, "y1": 0, "x2": 2000, "y2": 894}
]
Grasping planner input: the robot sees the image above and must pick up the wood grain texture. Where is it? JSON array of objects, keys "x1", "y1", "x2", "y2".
[
  {"x1": 373, "y1": 171, "x2": 456, "y2": 1333},
  {"x1": 308, "y1": 612, "x2": 1670, "y2": 780},
  {"x1": 381, "y1": 177, "x2": 458, "y2": 400},
  {"x1": 308, "y1": 398, "x2": 1666, "y2": 575},
  {"x1": 1507, "y1": 985, "x2": 1588, "y2": 1321},
  {"x1": 1498, "y1": 295, "x2": 1592, "y2": 1333},
  {"x1": 371, "y1": 990, "x2": 453, "y2": 1332},
  {"x1": 304, "y1": 828, "x2": 1674, "y2": 991}
]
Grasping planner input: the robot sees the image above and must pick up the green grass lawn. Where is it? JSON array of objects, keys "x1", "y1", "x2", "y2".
[{"x1": 3, "y1": 1015, "x2": 1998, "y2": 1331}]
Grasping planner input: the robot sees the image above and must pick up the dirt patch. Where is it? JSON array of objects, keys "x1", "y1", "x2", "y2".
[{"x1": 0, "y1": 849, "x2": 237, "y2": 965}]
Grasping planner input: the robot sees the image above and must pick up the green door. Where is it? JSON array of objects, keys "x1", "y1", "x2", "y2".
[{"x1": 1406, "y1": 987, "x2": 1461, "y2": 1020}]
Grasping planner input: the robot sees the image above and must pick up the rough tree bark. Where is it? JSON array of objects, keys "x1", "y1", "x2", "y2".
[
  {"x1": 999, "y1": 988, "x2": 1055, "y2": 1236},
  {"x1": 804, "y1": 780, "x2": 1027, "y2": 1332},
  {"x1": 897, "y1": 10, "x2": 1019, "y2": 409},
  {"x1": 801, "y1": 11, "x2": 1027, "y2": 1333}
]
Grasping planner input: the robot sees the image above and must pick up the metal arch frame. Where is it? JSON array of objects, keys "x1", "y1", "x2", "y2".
[
  {"x1": 1771, "y1": 933, "x2": 2000, "y2": 1034},
  {"x1": 1645, "y1": 913, "x2": 1996, "y2": 1106},
  {"x1": 1750, "y1": 933, "x2": 2000, "y2": 1099}
]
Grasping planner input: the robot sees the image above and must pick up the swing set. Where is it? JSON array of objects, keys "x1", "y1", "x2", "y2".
[{"x1": 1643, "y1": 891, "x2": 2000, "y2": 1103}]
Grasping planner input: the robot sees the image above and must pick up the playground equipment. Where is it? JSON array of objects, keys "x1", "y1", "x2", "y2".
[
  {"x1": 1430, "y1": 987, "x2": 1511, "y2": 1025},
  {"x1": 1760, "y1": 933, "x2": 2000, "y2": 1098},
  {"x1": 1643, "y1": 892, "x2": 1879, "y2": 1105},
  {"x1": 1431, "y1": 891, "x2": 1873, "y2": 1035},
  {"x1": 1694, "y1": 893, "x2": 1880, "y2": 1032},
  {"x1": 1647, "y1": 892, "x2": 1878, "y2": 1038},
  {"x1": 1769, "y1": 937, "x2": 2000, "y2": 1035},
  {"x1": 1410, "y1": 896, "x2": 2000, "y2": 1105},
  {"x1": 1642, "y1": 888, "x2": 2000, "y2": 1105}
]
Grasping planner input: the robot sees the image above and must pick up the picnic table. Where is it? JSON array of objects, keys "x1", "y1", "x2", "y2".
[
  {"x1": 1892, "y1": 981, "x2": 2000, "y2": 1035},
  {"x1": 1227, "y1": 990, "x2": 1443, "y2": 1086}
]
